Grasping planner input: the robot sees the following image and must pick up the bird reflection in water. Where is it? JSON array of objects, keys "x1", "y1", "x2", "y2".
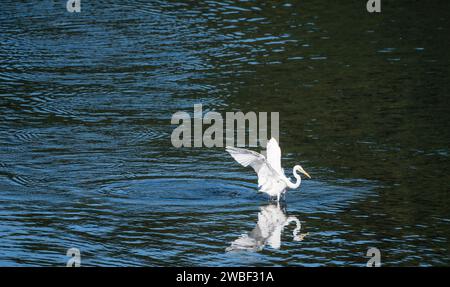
[{"x1": 226, "y1": 203, "x2": 308, "y2": 252}]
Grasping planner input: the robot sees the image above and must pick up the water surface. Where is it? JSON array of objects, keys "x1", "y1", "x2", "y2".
[{"x1": 0, "y1": 0, "x2": 449, "y2": 266}]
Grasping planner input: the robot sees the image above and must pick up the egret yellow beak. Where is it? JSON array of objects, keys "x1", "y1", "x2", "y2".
[{"x1": 302, "y1": 170, "x2": 311, "y2": 179}]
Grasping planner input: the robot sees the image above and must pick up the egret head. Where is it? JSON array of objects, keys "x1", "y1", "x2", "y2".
[{"x1": 294, "y1": 165, "x2": 311, "y2": 179}]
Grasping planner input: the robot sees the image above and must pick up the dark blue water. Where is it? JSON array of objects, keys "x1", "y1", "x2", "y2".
[{"x1": 0, "y1": 0, "x2": 449, "y2": 266}]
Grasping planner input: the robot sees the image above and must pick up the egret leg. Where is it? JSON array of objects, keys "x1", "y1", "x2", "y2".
[
  {"x1": 276, "y1": 193, "x2": 280, "y2": 202},
  {"x1": 281, "y1": 203, "x2": 287, "y2": 213}
]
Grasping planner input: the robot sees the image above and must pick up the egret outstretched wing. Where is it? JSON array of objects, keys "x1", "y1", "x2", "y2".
[
  {"x1": 225, "y1": 146, "x2": 279, "y2": 191},
  {"x1": 266, "y1": 138, "x2": 283, "y2": 175}
]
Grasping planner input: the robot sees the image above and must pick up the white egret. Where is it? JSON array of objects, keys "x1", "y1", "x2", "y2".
[{"x1": 226, "y1": 138, "x2": 310, "y2": 201}]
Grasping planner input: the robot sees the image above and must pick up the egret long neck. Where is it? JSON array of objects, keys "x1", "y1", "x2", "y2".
[{"x1": 284, "y1": 167, "x2": 301, "y2": 189}]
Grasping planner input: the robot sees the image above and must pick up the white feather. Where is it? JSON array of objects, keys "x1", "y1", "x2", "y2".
[
  {"x1": 266, "y1": 138, "x2": 283, "y2": 175},
  {"x1": 225, "y1": 146, "x2": 279, "y2": 192}
]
